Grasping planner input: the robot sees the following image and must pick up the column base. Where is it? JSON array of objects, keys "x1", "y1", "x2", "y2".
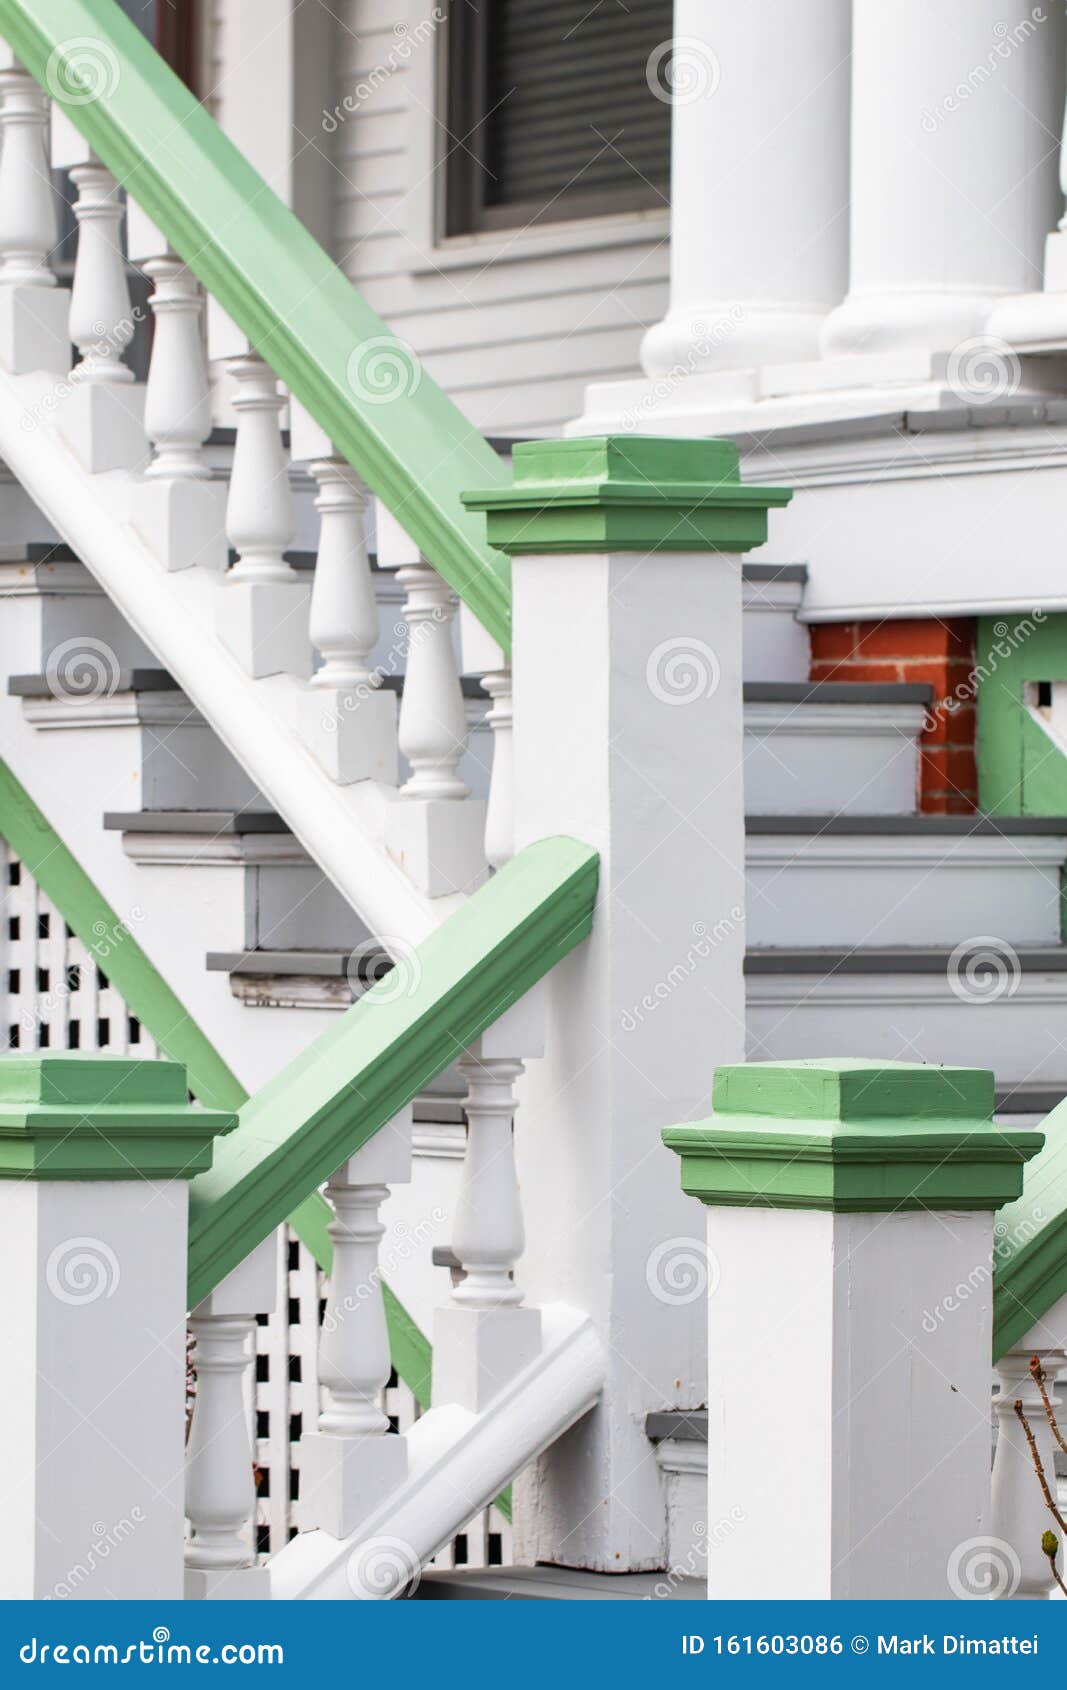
[
  {"x1": 432, "y1": 1305, "x2": 542, "y2": 1412},
  {"x1": 300, "y1": 1431, "x2": 408, "y2": 1539},
  {"x1": 216, "y1": 577, "x2": 312, "y2": 679},
  {"x1": 134, "y1": 476, "x2": 228, "y2": 573},
  {"x1": 185, "y1": 1565, "x2": 271, "y2": 1600},
  {"x1": 386, "y1": 796, "x2": 488, "y2": 896},
  {"x1": 0, "y1": 284, "x2": 71, "y2": 377},
  {"x1": 57, "y1": 380, "x2": 148, "y2": 474},
  {"x1": 299, "y1": 683, "x2": 398, "y2": 784},
  {"x1": 819, "y1": 289, "x2": 999, "y2": 361},
  {"x1": 641, "y1": 302, "x2": 826, "y2": 380}
]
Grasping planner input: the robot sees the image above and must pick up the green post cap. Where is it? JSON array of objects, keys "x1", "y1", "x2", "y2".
[
  {"x1": 662, "y1": 1058, "x2": 1044, "y2": 1213},
  {"x1": 0, "y1": 1054, "x2": 237, "y2": 1180},
  {"x1": 461, "y1": 436, "x2": 792, "y2": 556}
]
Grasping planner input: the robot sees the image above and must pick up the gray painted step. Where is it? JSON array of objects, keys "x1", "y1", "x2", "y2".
[
  {"x1": 742, "y1": 684, "x2": 928, "y2": 817},
  {"x1": 414, "y1": 1565, "x2": 703, "y2": 1600}
]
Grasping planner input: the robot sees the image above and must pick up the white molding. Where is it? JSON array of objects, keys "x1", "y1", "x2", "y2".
[{"x1": 744, "y1": 700, "x2": 924, "y2": 741}]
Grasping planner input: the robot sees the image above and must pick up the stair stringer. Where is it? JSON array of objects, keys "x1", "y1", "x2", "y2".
[
  {"x1": 269, "y1": 1304, "x2": 605, "y2": 1599},
  {"x1": 0, "y1": 363, "x2": 465, "y2": 953}
]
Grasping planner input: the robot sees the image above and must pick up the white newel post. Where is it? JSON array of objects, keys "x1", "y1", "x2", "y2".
[
  {"x1": 300, "y1": 1107, "x2": 413, "y2": 1539},
  {"x1": 0, "y1": 54, "x2": 69, "y2": 375},
  {"x1": 663, "y1": 1059, "x2": 1043, "y2": 1599},
  {"x1": 0, "y1": 1054, "x2": 235, "y2": 1600},
  {"x1": 641, "y1": 0, "x2": 850, "y2": 380},
  {"x1": 377, "y1": 505, "x2": 487, "y2": 895},
  {"x1": 217, "y1": 353, "x2": 311, "y2": 678},
  {"x1": 821, "y1": 0, "x2": 1064, "y2": 360},
  {"x1": 185, "y1": 1234, "x2": 277, "y2": 1599},
  {"x1": 462, "y1": 436, "x2": 791, "y2": 1569}
]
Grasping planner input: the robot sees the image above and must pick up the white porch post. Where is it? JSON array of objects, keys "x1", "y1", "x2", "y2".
[
  {"x1": 663, "y1": 1059, "x2": 1042, "y2": 1599},
  {"x1": 0, "y1": 1055, "x2": 235, "y2": 1600},
  {"x1": 641, "y1": 0, "x2": 851, "y2": 380},
  {"x1": 463, "y1": 437, "x2": 790, "y2": 1570},
  {"x1": 821, "y1": 0, "x2": 1064, "y2": 360}
]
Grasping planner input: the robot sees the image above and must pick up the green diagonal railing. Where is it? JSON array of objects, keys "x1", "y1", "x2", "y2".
[
  {"x1": 0, "y1": 0, "x2": 513, "y2": 651},
  {"x1": 992, "y1": 1099, "x2": 1067, "y2": 1357}
]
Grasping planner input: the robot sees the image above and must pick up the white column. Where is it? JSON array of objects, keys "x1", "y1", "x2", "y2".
[
  {"x1": 131, "y1": 248, "x2": 228, "y2": 572},
  {"x1": 988, "y1": 37, "x2": 1067, "y2": 349},
  {"x1": 185, "y1": 1236, "x2": 275, "y2": 1599},
  {"x1": 0, "y1": 58, "x2": 69, "y2": 375},
  {"x1": 300, "y1": 1109, "x2": 412, "y2": 1540},
  {"x1": 641, "y1": 0, "x2": 851, "y2": 380},
  {"x1": 384, "y1": 557, "x2": 487, "y2": 896},
  {"x1": 216, "y1": 353, "x2": 311, "y2": 678},
  {"x1": 822, "y1": 0, "x2": 1065, "y2": 361},
  {"x1": 299, "y1": 456, "x2": 398, "y2": 784}
]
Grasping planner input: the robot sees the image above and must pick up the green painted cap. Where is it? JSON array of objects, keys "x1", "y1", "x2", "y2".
[
  {"x1": 0, "y1": 1054, "x2": 237, "y2": 1180},
  {"x1": 663, "y1": 1058, "x2": 1043, "y2": 1214},
  {"x1": 461, "y1": 435, "x2": 792, "y2": 557}
]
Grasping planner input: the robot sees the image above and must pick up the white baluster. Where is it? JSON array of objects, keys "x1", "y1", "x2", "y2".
[
  {"x1": 451, "y1": 1053, "x2": 526, "y2": 1307},
  {"x1": 68, "y1": 162, "x2": 133, "y2": 384},
  {"x1": 132, "y1": 251, "x2": 228, "y2": 571},
  {"x1": 300, "y1": 1111, "x2": 413, "y2": 1539},
  {"x1": 990, "y1": 1349, "x2": 1067, "y2": 1600},
  {"x1": 386, "y1": 562, "x2": 487, "y2": 894},
  {"x1": 216, "y1": 353, "x2": 310, "y2": 677},
  {"x1": 0, "y1": 63, "x2": 69, "y2": 377},
  {"x1": 56, "y1": 160, "x2": 146, "y2": 470},
  {"x1": 0, "y1": 67, "x2": 57, "y2": 288},
  {"x1": 184, "y1": 1236, "x2": 274, "y2": 1599},
  {"x1": 143, "y1": 254, "x2": 211, "y2": 478},
  {"x1": 481, "y1": 667, "x2": 514, "y2": 870}
]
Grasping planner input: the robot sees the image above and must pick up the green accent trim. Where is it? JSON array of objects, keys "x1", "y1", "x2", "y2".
[
  {"x1": 462, "y1": 436, "x2": 792, "y2": 556},
  {"x1": 0, "y1": 1053, "x2": 235, "y2": 1178},
  {"x1": 188, "y1": 836, "x2": 599, "y2": 1308},
  {"x1": 976, "y1": 612, "x2": 1067, "y2": 815},
  {"x1": 992, "y1": 1094, "x2": 1067, "y2": 1356},
  {"x1": 0, "y1": 759, "x2": 440, "y2": 1402},
  {"x1": 663, "y1": 1060, "x2": 1042, "y2": 1214},
  {"x1": 0, "y1": 0, "x2": 512, "y2": 651}
]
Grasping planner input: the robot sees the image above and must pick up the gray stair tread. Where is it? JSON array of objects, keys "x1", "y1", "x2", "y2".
[
  {"x1": 207, "y1": 949, "x2": 357, "y2": 978},
  {"x1": 746, "y1": 947, "x2": 1067, "y2": 974},
  {"x1": 743, "y1": 681, "x2": 932, "y2": 705},
  {"x1": 742, "y1": 562, "x2": 808, "y2": 584},
  {"x1": 747, "y1": 815, "x2": 1067, "y2": 835},
  {"x1": 645, "y1": 1410, "x2": 708, "y2": 1443},
  {"x1": 103, "y1": 810, "x2": 288, "y2": 835},
  {"x1": 10, "y1": 668, "x2": 179, "y2": 696},
  {"x1": 415, "y1": 1566, "x2": 704, "y2": 1601},
  {"x1": 996, "y1": 1086, "x2": 1067, "y2": 1115}
]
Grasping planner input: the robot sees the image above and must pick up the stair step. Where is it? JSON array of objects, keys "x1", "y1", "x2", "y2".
[
  {"x1": 103, "y1": 809, "x2": 288, "y2": 834},
  {"x1": 745, "y1": 946, "x2": 1067, "y2": 973},
  {"x1": 742, "y1": 563, "x2": 809, "y2": 685},
  {"x1": 748, "y1": 822, "x2": 1067, "y2": 947},
  {"x1": 8, "y1": 669, "x2": 180, "y2": 696},
  {"x1": 645, "y1": 1410, "x2": 708, "y2": 1443},
  {"x1": 742, "y1": 683, "x2": 928, "y2": 817},
  {"x1": 414, "y1": 1566, "x2": 704, "y2": 1601}
]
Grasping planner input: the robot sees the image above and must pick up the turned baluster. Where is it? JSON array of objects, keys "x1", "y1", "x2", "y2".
[
  {"x1": 307, "y1": 460, "x2": 377, "y2": 689},
  {"x1": 397, "y1": 563, "x2": 469, "y2": 800},
  {"x1": 225, "y1": 354, "x2": 296, "y2": 583},
  {"x1": 301, "y1": 1111, "x2": 412, "y2": 1538},
  {"x1": 0, "y1": 66, "x2": 57, "y2": 288},
  {"x1": 143, "y1": 254, "x2": 211, "y2": 478},
  {"x1": 451, "y1": 1052, "x2": 526, "y2": 1307},
  {"x1": 68, "y1": 162, "x2": 134, "y2": 383},
  {"x1": 990, "y1": 1349, "x2": 1067, "y2": 1600},
  {"x1": 481, "y1": 667, "x2": 514, "y2": 869}
]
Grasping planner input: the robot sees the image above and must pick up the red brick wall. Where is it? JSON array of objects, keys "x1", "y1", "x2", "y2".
[{"x1": 809, "y1": 619, "x2": 978, "y2": 814}]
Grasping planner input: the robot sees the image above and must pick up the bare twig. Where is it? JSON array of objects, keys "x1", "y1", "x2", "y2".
[
  {"x1": 1030, "y1": 1356, "x2": 1067, "y2": 1457},
  {"x1": 1014, "y1": 1398, "x2": 1067, "y2": 1534}
]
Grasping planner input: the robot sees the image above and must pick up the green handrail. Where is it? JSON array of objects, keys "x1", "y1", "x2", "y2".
[
  {"x1": 992, "y1": 1098, "x2": 1067, "y2": 1356},
  {"x1": 0, "y1": 0, "x2": 513, "y2": 651}
]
